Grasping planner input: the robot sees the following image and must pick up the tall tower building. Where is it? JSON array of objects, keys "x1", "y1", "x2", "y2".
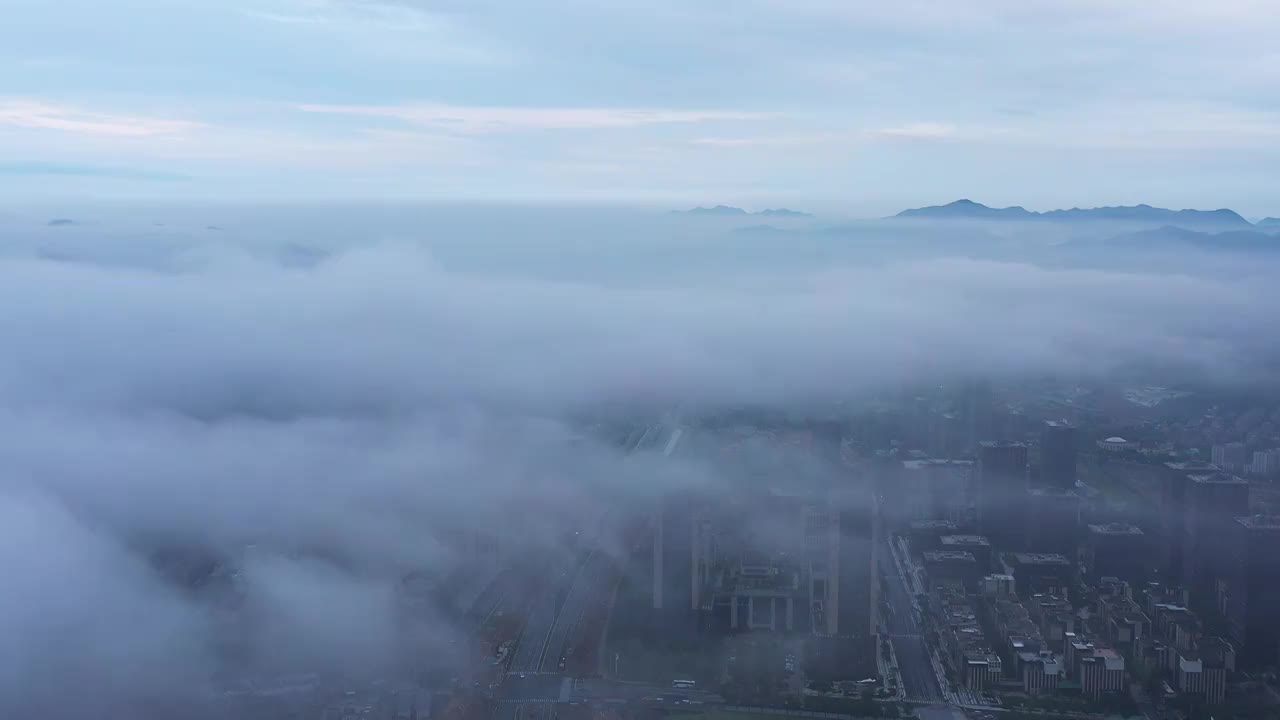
[
  {"x1": 651, "y1": 496, "x2": 699, "y2": 635},
  {"x1": 834, "y1": 493, "x2": 879, "y2": 642},
  {"x1": 1226, "y1": 516, "x2": 1280, "y2": 669},
  {"x1": 978, "y1": 441, "x2": 1029, "y2": 551},
  {"x1": 804, "y1": 501, "x2": 839, "y2": 636},
  {"x1": 1040, "y1": 421, "x2": 1077, "y2": 490},
  {"x1": 1160, "y1": 461, "x2": 1218, "y2": 584},
  {"x1": 804, "y1": 487, "x2": 880, "y2": 682},
  {"x1": 1183, "y1": 472, "x2": 1249, "y2": 605},
  {"x1": 1025, "y1": 488, "x2": 1081, "y2": 558}
]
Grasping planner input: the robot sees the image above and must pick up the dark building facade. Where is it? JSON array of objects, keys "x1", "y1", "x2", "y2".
[
  {"x1": 924, "y1": 550, "x2": 980, "y2": 591},
  {"x1": 1085, "y1": 523, "x2": 1147, "y2": 583},
  {"x1": 835, "y1": 497, "x2": 879, "y2": 641},
  {"x1": 1226, "y1": 516, "x2": 1280, "y2": 669},
  {"x1": 1025, "y1": 488, "x2": 1081, "y2": 559},
  {"x1": 909, "y1": 519, "x2": 961, "y2": 553},
  {"x1": 941, "y1": 534, "x2": 993, "y2": 574},
  {"x1": 1004, "y1": 552, "x2": 1074, "y2": 597},
  {"x1": 1160, "y1": 461, "x2": 1219, "y2": 584},
  {"x1": 652, "y1": 496, "x2": 698, "y2": 635},
  {"x1": 805, "y1": 489, "x2": 880, "y2": 681},
  {"x1": 978, "y1": 441, "x2": 1029, "y2": 551},
  {"x1": 1040, "y1": 421, "x2": 1077, "y2": 490},
  {"x1": 1182, "y1": 472, "x2": 1249, "y2": 605}
]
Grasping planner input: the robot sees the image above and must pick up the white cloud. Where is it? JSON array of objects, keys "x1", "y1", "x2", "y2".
[
  {"x1": 298, "y1": 102, "x2": 775, "y2": 132},
  {"x1": 870, "y1": 122, "x2": 961, "y2": 140},
  {"x1": 753, "y1": 0, "x2": 1280, "y2": 34},
  {"x1": 242, "y1": 0, "x2": 510, "y2": 64},
  {"x1": 0, "y1": 99, "x2": 200, "y2": 137}
]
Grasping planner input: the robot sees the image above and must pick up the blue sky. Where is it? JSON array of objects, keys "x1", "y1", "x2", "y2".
[{"x1": 2, "y1": 0, "x2": 1279, "y2": 214}]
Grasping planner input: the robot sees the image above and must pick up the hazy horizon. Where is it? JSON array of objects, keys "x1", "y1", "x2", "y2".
[{"x1": 4, "y1": 2, "x2": 1280, "y2": 718}]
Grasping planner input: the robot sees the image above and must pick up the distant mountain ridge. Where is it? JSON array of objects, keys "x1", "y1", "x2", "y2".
[
  {"x1": 896, "y1": 199, "x2": 1252, "y2": 227},
  {"x1": 1258, "y1": 217, "x2": 1280, "y2": 227},
  {"x1": 678, "y1": 205, "x2": 812, "y2": 217},
  {"x1": 1074, "y1": 225, "x2": 1280, "y2": 253}
]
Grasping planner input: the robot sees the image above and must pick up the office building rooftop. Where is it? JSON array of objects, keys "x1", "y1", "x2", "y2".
[
  {"x1": 925, "y1": 550, "x2": 978, "y2": 563},
  {"x1": 911, "y1": 519, "x2": 960, "y2": 531},
  {"x1": 1088, "y1": 522, "x2": 1144, "y2": 536},
  {"x1": 1164, "y1": 460, "x2": 1219, "y2": 472},
  {"x1": 1012, "y1": 552, "x2": 1072, "y2": 566},
  {"x1": 903, "y1": 458, "x2": 974, "y2": 470},
  {"x1": 1028, "y1": 487, "x2": 1078, "y2": 498},
  {"x1": 980, "y1": 440, "x2": 1027, "y2": 449},
  {"x1": 1236, "y1": 515, "x2": 1280, "y2": 530},
  {"x1": 942, "y1": 534, "x2": 992, "y2": 547},
  {"x1": 1188, "y1": 472, "x2": 1248, "y2": 485}
]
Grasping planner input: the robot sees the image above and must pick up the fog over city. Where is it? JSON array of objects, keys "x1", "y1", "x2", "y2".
[
  {"x1": 2, "y1": 204, "x2": 1279, "y2": 716},
  {"x1": 5, "y1": 1, "x2": 1280, "y2": 717}
]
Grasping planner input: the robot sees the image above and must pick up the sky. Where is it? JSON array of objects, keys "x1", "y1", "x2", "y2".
[{"x1": 2, "y1": 0, "x2": 1280, "y2": 213}]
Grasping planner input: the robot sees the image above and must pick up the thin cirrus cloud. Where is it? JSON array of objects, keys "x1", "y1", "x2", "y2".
[
  {"x1": 0, "y1": 161, "x2": 189, "y2": 181},
  {"x1": 0, "y1": 99, "x2": 199, "y2": 138},
  {"x1": 297, "y1": 103, "x2": 776, "y2": 133},
  {"x1": 692, "y1": 123, "x2": 974, "y2": 149}
]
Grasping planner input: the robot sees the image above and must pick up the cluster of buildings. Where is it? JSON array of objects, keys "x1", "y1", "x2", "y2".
[
  {"x1": 875, "y1": 393, "x2": 1280, "y2": 712},
  {"x1": 1213, "y1": 442, "x2": 1280, "y2": 476},
  {"x1": 897, "y1": 414, "x2": 1280, "y2": 672},
  {"x1": 634, "y1": 428, "x2": 881, "y2": 683},
  {"x1": 923, "y1": 555, "x2": 1128, "y2": 700},
  {"x1": 920, "y1": 552, "x2": 1245, "y2": 710}
]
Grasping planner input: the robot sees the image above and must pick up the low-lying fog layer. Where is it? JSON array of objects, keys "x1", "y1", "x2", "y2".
[{"x1": 1, "y1": 205, "x2": 1276, "y2": 715}]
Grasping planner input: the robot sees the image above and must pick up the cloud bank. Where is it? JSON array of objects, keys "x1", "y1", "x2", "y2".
[{"x1": 1, "y1": 207, "x2": 1278, "y2": 715}]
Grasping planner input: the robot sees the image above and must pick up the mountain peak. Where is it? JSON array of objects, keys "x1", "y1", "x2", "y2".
[
  {"x1": 679, "y1": 205, "x2": 749, "y2": 216},
  {"x1": 678, "y1": 205, "x2": 812, "y2": 218},
  {"x1": 895, "y1": 201, "x2": 1251, "y2": 228},
  {"x1": 895, "y1": 200, "x2": 1032, "y2": 220}
]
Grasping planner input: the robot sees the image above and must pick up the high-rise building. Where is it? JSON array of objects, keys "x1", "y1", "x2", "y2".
[
  {"x1": 804, "y1": 501, "x2": 839, "y2": 636},
  {"x1": 1248, "y1": 449, "x2": 1280, "y2": 476},
  {"x1": 651, "y1": 496, "x2": 699, "y2": 635},
  {"x1": 804, "y1": 488, "x2": 880, "y2": 682},
  {"x1": 834, "y1": 489, "x2": 879, "y2": 641},
  {"x1": 1003, "y1": 552, "x2": 1074, "y2": 597},
  {"x1": 928, "y1": 412, "x2": 967, "y2": 460},
  {"x1": 1079, "y1": 648, "x2": 1127, "y2": 698},
  {"x1": 1040, "y1": 421, "x2": 1077, "y2": 490},
  {"x1": 923, "y1": 550, "x2": 979, "y2": 591},
  {"x1": 1176, "y1": 637, "x2": 1234, "y2": 707},
  {"x1": 1211, "y1": 442, "x2": 1247, "y2": 472},
  {"x1": 1085, "y1": 523, "x2": 1147, "y2": 583},
  {"x1": 895, "y1": 459, "x2": 974, "y2": 527},
  {"x1": 1160, "y1": 461, "x2": 1219, "y2": 584},
  {"x1": 978, "y1": 441, "x2": 1029, "y2": 550},
  {"x1": 940, "y1": 534, "x2": 993, "y2": 574},
  {"x1": 1025, "y1": 488, "x2": 1081, "y2": 558},
  {"x1": 1226, "y1": 516, "x2": 1280, "y2": 669},
  {"x1": 959, "y1": 379, "x2": 996, "y2": 453},
  {"x1": 1182, "y1": 472, "x2": 1249, "y2": 604}
]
